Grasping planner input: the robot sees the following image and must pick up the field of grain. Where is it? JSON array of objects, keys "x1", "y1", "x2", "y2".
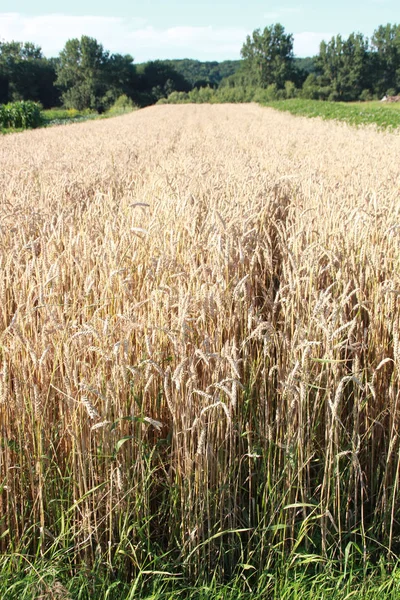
[{"x1": 1, "y1": 104, "x2": 400, "y2": 583}]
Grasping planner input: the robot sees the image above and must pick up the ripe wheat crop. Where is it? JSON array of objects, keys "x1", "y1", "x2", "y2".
[{"x1": 1, "y1": 104, "x2": 400, "y2": 580}]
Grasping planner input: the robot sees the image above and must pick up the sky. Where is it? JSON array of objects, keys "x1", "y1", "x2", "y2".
[{"x1": 0, "y1": 0, "x2": 398, "y2": 62}]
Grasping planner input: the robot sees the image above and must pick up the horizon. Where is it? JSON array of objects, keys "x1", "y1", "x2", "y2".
[
  {"x1": 0, "y1": 16, "x2": 332, "y2": 61},
  {"x1": 0, "y1": 2, "x2": 398, "y2": 62}
]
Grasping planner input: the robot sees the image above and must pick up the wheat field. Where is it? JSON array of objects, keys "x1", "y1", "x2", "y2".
[{"x1": 1, "y1": 104, "x2": 400, "y2": 578}]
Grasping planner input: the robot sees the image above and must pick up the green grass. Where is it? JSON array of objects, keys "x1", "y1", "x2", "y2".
[
  {"x1": 0, "y1": 126, "x2": 26, "y2": 134},
  {"x1": 263, "y1": 99, "x2": 400, "y2": 130},
  {"x1": 41, "y1": 107, "x2": 100, "y2": 127},
  {"x1": 1, "y1": 105, "x2": 138, "y2": 133},
  {"x1": 42, "y1": 105, "x2": 137, "y2": 124},
  {"x1": 0, "y1": 108, "x2": 99, "y2": 133},
  {"x1": 1, "y1": 552, "x2": 400, "y2": 599}
]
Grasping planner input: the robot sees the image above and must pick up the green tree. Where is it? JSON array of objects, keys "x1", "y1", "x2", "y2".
[
  {"x1": 0, "y1": 41, "x2": 59, "y2": 107},
  {"x1": 371, "y1": 23, "x2": 400, "y2": 95},
  {"x1": 56, "y1": 36, "x2": 134, "y2": 111},
  {"x1": 240, "y1": 23, "x2": 294, "y2": 88},
  {"x1": 105, "y1": 53, "x2": 137, "y2": 100},
  {"x1": 135, "y1": 61, "x2": 191, "y2": 106},
  {"x1": 162, "y1": 59, "x2": 240, "y2": 86},
  {"x1": 219, "y1": 65, "x2": 253, "y2": 88},
  {"x1": 56, "y1": 36, "x2": 109, "y2": 110},
  {"x1": 316, "y1": 33, "x2": 370, "y2": 100}
]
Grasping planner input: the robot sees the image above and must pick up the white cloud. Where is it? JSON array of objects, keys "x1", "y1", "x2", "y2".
[
  {"x1": 293, "y1": 31, "x2": 333, "y2": 56},
  {"x1": 264, "y1": 12, "x2": 280, "y2": 20},
  {"x1": 281, "y1": 7, "x2": 302, "y2": 14},
  {"x1": 0, "y1": 13, "x2": 335, "y2": 61},
  {"x1": 0, "y1": 13, "x2": 246, "y2": 61},
  {"x1": 131, "y1": 25, "x2": 246, "y2": 58},
  {"x1": 264, "y1": 6, "x2": 302, "y2": 20},
  {"x1": 260, "y1": 9, "x2": 330, "y2": 57}
]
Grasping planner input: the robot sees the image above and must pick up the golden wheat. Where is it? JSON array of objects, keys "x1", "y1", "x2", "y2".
[{"x1": 0, "y1": 104, "x2": 400, "y2": 574}]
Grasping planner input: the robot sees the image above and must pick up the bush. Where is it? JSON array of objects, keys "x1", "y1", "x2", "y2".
[
  {"x1": 265, "y1": 83, "x2": 279, "y2": 101},
  {"x1": 328, "y1": 90, "x2": 341, "y2": 102},
  {"x1": 214, "y1": 86, "x2": 254, "y2": 103},
  {"x1": 189, "y1": 86, "x2": 215, "y2": 103},
  {"x1": 300, "y1": 75, "x2": 333, "y2": 101},
  {"x1": 161, "y1": 86, "x2": 258, "y2": 105},
  {"x1": 359, "y1": 89, "x2": 373, "y2": 101},
  {"x1": 0, "y1": 101, "x2": 43, "y2": 129},
  {"x1": 107, "y1": 94, "x2": 137, "y2": 115},
  {"x1": 317, "y1": 85, "x2": 333, "y2": 101},
  {"x1": 161, "y1": 83, "x2": 298, "y2": 106},
  {"x1": 167, "y1": 91, "x2": 190, "y2": 104},
  {"x1": 300, "y1": 74, "x2": 320, "y2": 100},
  {"x1": 284, "y1": 80, "x2": 297, "y2": 99},
  {"x1": 252, "y1": 88, "x2": 270, "y2": 103}
]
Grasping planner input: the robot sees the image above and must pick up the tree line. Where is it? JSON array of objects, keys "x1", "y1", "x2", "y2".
[
  {"x1": 234, "y1": 22, "x2": 400, "y2": 101},
  {"x1": 0, "y1": 38, "x2": 194, "y2": 111},
  {"x1": 0, "y1": 22, "x2": 399, "y2": 111}
]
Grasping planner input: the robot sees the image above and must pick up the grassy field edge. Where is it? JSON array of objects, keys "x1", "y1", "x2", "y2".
[
  {"x1": 2, "y1": 553, "x2": 400, "y2": 599},
  {"x1": 2, "y1": 98, "x2": 400, "y2": 134},
  {"x1": 0, "y1": 105, "x2": 138, "y2": 133},
  {"x1": 262, "y1": 98, "x2": 400, "y2": 130}
]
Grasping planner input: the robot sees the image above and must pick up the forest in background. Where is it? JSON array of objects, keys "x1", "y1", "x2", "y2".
[{"x1": 0, "y1": 22, "x2": 399, "y2": 111}]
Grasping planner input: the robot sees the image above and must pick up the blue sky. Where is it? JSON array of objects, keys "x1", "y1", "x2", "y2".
[{"x1": 0, "y1": 0, "x2": 397, "y2": 61}]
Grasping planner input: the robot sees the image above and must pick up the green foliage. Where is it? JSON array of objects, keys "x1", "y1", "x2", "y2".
[
  {"x1": 359, "y1": 88, "x2": 374, "y2": 101},
  {"x1": 105, "y1": 52, "x2": 137, "y2": 101},
  {"x1": 56, "y1": 36, "x2": 136, "y2": 112},
  {"x1": 240, "y1": 23, "x2": 294, "y2": 88},
  {"x1": 294, "y1": 56, "x2": 318, "y2": 76},
  {"x1": 219, "y1": 58, "x2": 313, "y2": 91},
  {"x1": 110, "y1": 94, "x2": 135, "y2": 110},
  {"x1": 310, "y1": 24, "x2": 400, "y2": 101},
  {"x1": 1, "y1": 21, "x2": 400, "y2": 110},
  {"x1": 42, "y1": 107, "x2": 80, "y2": 120},
  {"x1": 262, "y1": 98, "x2": 400, "y2": 130},
  {"x1": 160, "y1": 83, "x2": 299, "y2": 105},
  {"x1": 371, "y1": 23, "x2": 400, "y2": 96},
  {"x1": 263, "y1": 83, "x2": 279, "y2": 100},
  {"x1": 136, "y1": 58, "x2": 242, "y2": 89},
  {"x1": 2, "y1": 21, "x2": 400, "y2": 110},
  {"x1": 56, "y1": 36, "x2": 109, "y2": 110},
  {"x1": 162, "y1": 59, "x2": 241, "y2": 86},
  {"x1": 0, "y1": 100, "x2": 42, "y2": 129},
  {"x1": 135, "y1": 60, "x2": 191, "y2": 106},
  {"x1": 107, "y1": 94, "x2": 137, "y2": 115},
  {"x1": 0, "y1": 548, "x2": 400, "y2": 599},
  {"x1": 219, "y1": 66, "x2": 256, "y2": 89},
  {"x1": 159, "y1": 90, "x2": 189, "y2": 104},
  {"x1": 1, "y1": 100, "x2": 136, "y2": 132},
  {"x1": 284, "y1": 80, "x2": 297, "y2": 98},
  {"x1": 188, "y1": 85, "x2": 215, "y2": 103},
  {"x1": 41, "y1": 107, "x2": 98, "y2": 127},
  {"x1": 316, "y1": 33, "x2": 371, "y2": 101},
  {"x1": 0, "y1": 41, "x2": 60, "y2": 108},
  {"x1": 215, "y1": 85, "x2": 256, "y2": 102},
  {"x1": 301, "y1": 74, "x2": 323, "y2": 99}
]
